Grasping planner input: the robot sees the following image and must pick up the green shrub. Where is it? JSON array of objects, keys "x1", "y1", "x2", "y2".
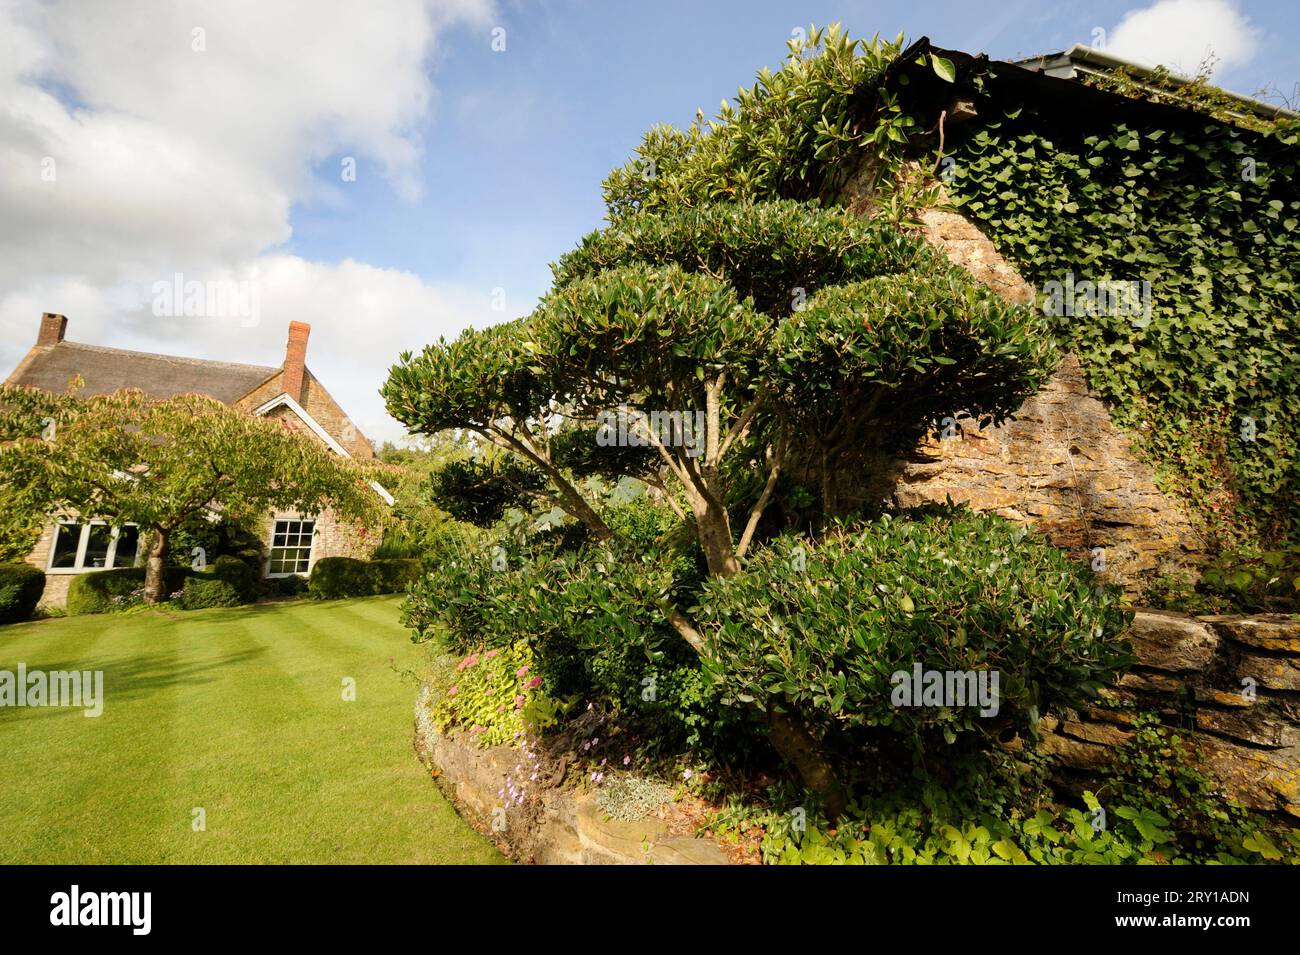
[
  {"x1": 66, "y1": 566, "x2": 198, "y2": 614},
  {"x1": 272, "y1": 574, "x2": 309, "y2": 597},
  {"x1": 371, "y1": 558, "x2": 420, "y2": 593},
  {"x1": 601, "y1": 26, "x2": 904, "y2": 216},
  {"x1": 68, "y1": 568, "x2": 147, "y2": 615},
  {"x1": 0, "y1": 563, "x2": 45, "y2": 624},
  {"x1": 168, "y1": 513, "x2": 265, "y2": 577},
  {"x1": 553, "y1": 199, "x2": 932, "y2": 317},
  {"x1": 309, "y1": 556, "x2": 421, "y2": 600},
  {"x1": 308, "y1": 557, "x2": 370, "y2": 599},
  {"x1": 178, "y1": 575, "x2": 242, "y2": 611},
  {"x1": 695, "y1": 507, "x2": 1133, "y2": 749},
  {"x1": 403, "y1": 534, "x2": 750, "y2": 755},
  {"x1": 211, "y1": 555, "x2": 258, "y2": 603},
  {"x1": 761, "y1": 791, "x2": 1298, "y2": 865},
  {"x1": 427, "y1": 457, "x2": 546, "y2": 527}
]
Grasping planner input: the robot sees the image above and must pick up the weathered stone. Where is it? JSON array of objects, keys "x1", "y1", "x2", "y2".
[
  {"x1": 1127, "y1": 611, "x2": 1221, "y2": 672},
  {"x1": 1238, "y1": 654, "x2": 1300, "y2": 692},
  {"x1": 414, "y1": 687, "x2": 736, "y2": 865},
  {"x1": 1061, "y1": 719, "x2": 1134, "y2": 747},
  {"x1": 1040, "y1": 731, "x2": 1115, "y2": 771},
  {"x1": 830, "y1": 184, "x2": 1209, "y2": 592},
  {"x1": 1195, "y1": 708, "x2": 1296, "y2": 749},
  {"x1": 1203, "y1": 615, "x2": 1300, "y2": 653},
  {"x1": 1193, "y1": 687, "x2": 1256, "y2": 709},
  {"x1": 1117, "y1": 670, "x2": 1192, "y2": 695},
  {"x1": 1196, "y1": 736, "x2": 1300, "y2": 819}
]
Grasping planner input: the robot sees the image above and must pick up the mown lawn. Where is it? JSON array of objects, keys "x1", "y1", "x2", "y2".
[{"x1": 0, "y1": 596, "x2": 503, "y2": 864}]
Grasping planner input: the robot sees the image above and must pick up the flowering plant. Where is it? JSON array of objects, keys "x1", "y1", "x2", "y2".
[{"x1": 432, "y1": 641, "x2": 550, "y2": 747}]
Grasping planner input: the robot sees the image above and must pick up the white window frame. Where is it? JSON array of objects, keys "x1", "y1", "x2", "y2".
[
  {"x1": 265, "y1": 516, "x2": 318, "y2": 578},
  {"x1": 45, "y1": 521, "x2": 141, "y2": 574}
]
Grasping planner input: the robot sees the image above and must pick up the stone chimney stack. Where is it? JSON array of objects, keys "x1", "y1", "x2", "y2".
[
  {"x1": 283, "y1": 321, "x2": 311, "y2": 403},
  {"x1": 37, "y1": 313, "x2": 67, "y2": 346}
]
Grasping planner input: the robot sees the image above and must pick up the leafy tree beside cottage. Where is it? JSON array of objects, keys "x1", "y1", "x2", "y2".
[{"x1": 0, "y1": 385, "x2": 385, "y2": 603}]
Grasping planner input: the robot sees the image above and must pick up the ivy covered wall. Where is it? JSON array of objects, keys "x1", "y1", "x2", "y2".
[{"x1": 941, "y1": 83, "x2": 1299, "y2": 549}]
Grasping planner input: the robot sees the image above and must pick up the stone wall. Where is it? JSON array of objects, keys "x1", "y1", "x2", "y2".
[
  {"x1": 837, "y1": 176, "x2": 1209, "y2": 588},
  {"x1": 894, "y1": 208, "x2": 1204, "y2": 586},
  {"x1": 1040, "y1": 611, "x2": 1300, "y2": 819},
  {"x1": 413, "y1": 687, "x2": 734, "y2": 865},
  {"x1": 890, "y1": 355, "x2": 1204, "y2": 586}
]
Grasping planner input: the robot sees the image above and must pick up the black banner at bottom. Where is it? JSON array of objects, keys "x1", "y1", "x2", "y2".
[{"x1": 0, "y1": 862, "x2": 1289, "y2": 941}]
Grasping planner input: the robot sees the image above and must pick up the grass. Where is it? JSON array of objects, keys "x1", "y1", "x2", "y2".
[{"x1": 0, "y1": 596, "x2": 504, "y2": 864}]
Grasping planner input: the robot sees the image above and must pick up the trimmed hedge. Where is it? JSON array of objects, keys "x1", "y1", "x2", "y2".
[
  {"x1": 272, "y1": 574, "x2": 309, "y2": 597},
  {"x1": 0, "y1": 563, "x2": 46, "y2": 624},
  {"x1": 67, "y1": 563, "x2": 258, "y2": 615},
  {"x1": 212, "y1": 555, "x2": 258, "y2": 603},
  {"x1": 178, "y1": 575, "x2": 243, "y2": 610},
  {"x1": 695, "y1": 507, "x2": 1134, "y2": 749},
  {"x1": 309, "y1": 557, "x2": 421, "y2": 600},
  {"x1": 68, "y1": 568, "x2": 154, "y2": 615}
]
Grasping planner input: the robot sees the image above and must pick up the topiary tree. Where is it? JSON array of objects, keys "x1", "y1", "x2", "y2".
[
  {"x1": 384, "y1": 192, "x2": 1057, "y2": 814},
  {"x1": 0, "y1": 386, "x2": 386, "y2": 603}
]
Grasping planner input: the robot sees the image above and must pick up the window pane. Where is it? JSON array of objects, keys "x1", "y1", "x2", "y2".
[
  {"x1": 84, "y1": 524, "x2": 113, "y2": 568},
  {"x1": 111, "y1": 526, "x2": 139, "y2": 568},
  {"x1": 50, "y1": 524, "x2": 81, "y2": 568}
]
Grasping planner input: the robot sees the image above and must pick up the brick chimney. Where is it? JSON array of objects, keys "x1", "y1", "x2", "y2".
[
  {"x1": 282, "y1": 321, "x2": 310, "y2": 403},
  {"x1": 37, "y1": 313, "x2": 67, "y2": 346}
]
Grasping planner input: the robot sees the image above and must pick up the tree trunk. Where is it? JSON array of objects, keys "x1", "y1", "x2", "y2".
[
  {"x1": 142, "y1": 526, "x2": 169, "y2": 604},
  {"x1": 766, "y1": 707, "x2": 848, "y2": 821},
  {"x1": 697, "y1": 512, "x2": 740, "y2": 577}
]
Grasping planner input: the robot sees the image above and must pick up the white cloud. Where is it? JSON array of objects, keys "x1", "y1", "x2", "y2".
[
  {"x1": 1, "y1": 259, "x2": 501, "y2": 446},
  {"x1": 0, "y1": 0, "x2": 498, "y2": 446},
  {"x1": 1105, "y1": 0, "x2": 1260, "y2": 76}
]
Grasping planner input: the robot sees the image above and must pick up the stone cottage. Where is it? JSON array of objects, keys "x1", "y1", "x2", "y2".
[{"x1": 4, "y1": 312, "x2": 389, "y2": 606}]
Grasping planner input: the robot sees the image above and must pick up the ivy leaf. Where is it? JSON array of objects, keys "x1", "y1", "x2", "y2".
[{"x1": 930, "y1": 54, "x2": 957, "y2": 83}]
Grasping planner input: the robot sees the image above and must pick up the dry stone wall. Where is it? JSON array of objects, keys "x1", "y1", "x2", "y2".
[
  {"x1": 1041, "y1": 611, "x2": 1300, "y2": 819},
  {"x1": 413, "y1": 686, "x2": 734, "y2": 865}
]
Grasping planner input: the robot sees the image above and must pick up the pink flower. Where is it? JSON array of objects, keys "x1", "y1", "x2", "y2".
[
  {"x1": 457, "y1": 654, "x2": 479, "y2": 672},
  {"x1": 622, "y1": 755, "x2": 631, "y2": 766},
  {"x1": 448, "y1": 685, "x2": 458, "y2": 697},
  {"x1": 514, "y1": 694, "x2": 526, "y2": 710},
  {"x1": 682, "y1": 768, "x2": 693, "y2": 781},
  {"x1": 485, "y1": 649, "x2": 499, "y2": 659},
  {"x1": 527, "y1": 676, "x2": 542, "y2": 689},
  {"x1": 515, "y1": 665, "x2": 530, "y2": 678}
]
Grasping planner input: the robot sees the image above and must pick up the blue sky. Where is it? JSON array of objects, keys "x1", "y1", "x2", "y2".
[
  {"x1": 289, "y1": 0, "x2": 1300, "y2": 315},
  {"x1": 1, "y1": 0, "x2": 1293, "y2": 443}
]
